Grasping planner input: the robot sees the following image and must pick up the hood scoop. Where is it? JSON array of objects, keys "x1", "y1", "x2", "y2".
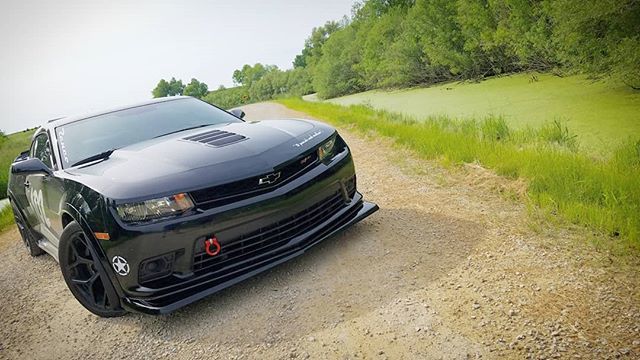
[{"x1": 183, "y1": 129, "x2": 247, "y2": 147}]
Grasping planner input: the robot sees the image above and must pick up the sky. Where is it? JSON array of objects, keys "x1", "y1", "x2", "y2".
[{"x1": 0, "y1": 0, "x2": 355, "y2": 134}]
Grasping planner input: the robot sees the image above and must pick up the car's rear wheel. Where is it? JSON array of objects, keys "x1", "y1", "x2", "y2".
[
  {"x1": 59, "y1": 221, "x2": 126, "y2": 317},
  {"x1": 11, "y1": 203, "x2": 44, "y2": 257}
]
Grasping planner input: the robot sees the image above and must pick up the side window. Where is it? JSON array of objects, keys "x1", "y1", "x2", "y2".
[{"x1": 30, "y1": 134, "x2": 53, "y2": 169}]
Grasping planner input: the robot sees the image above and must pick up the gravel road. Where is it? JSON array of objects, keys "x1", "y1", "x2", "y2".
[{"x1": 0, "y1": 102, "x2": 638, "y2": 359}]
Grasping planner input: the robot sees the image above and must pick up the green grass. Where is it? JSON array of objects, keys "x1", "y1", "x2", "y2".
[
  {"x1": 324, "y1": 73, "x2": 640, "y2": 154},
  {"x1": 278, "y1": 98, "x2": 640, "y2": 253},
  {"x1": 0, "y1": 130, "x2": 35, "y2": 200},
  {"x1": 0, "y1": 205, "x2": 14, "y2": 232}
]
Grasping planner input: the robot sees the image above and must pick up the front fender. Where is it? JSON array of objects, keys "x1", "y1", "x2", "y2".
[{"x1": 60, "y1": 190, "x2": 127, "y2": 301}]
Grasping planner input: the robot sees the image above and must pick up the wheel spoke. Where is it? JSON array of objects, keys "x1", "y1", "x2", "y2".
[
  {"x1": 69, "y1": 256, "x2": 93, "y2": 267},
  {"x1": 97, "y1": 285, "x2": 108, "y2": 308},
  {"x1": 70, "y1": 272, "x2": 98, "y2": 285},
  {"x1": 65, "y1": 232, "x2": 119, "y2": 313},
  {"x1": 86, "y1": 279, "x2": 96, "y2": 302}
]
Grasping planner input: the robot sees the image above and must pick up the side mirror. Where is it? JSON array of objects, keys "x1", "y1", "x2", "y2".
[
  {"x1": 230, "y1": 108, "x2": 245, "y2": 119},
  {"x1": 14, "y1": 150, "x2": 30, "y2": 163},
  {"x1": 11, "y1": 158, "x2": 52, "y2": 176}
]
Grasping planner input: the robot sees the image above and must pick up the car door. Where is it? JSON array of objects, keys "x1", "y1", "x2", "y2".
[
  {"x1": 41, "y1": 130, "x2": 67, "y2": 242},
  {"x1": 25, "y1": 133, "x2": 55, "y2": 239}
]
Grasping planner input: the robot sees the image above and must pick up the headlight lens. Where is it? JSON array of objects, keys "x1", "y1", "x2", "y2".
[
  {"x1": 116, "y1": 193, "x2": 194, "y2": 223},
  {"x1": 318, "y1": 137, "x2": 336, "y2": 161}
]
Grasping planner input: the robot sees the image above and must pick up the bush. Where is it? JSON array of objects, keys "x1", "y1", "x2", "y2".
[{"x1": 202, "y1": 86, "x2": 250, "y2": 109}]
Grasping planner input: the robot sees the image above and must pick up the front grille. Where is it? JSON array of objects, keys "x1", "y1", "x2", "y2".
[
  {"x1": 190, "y1": 150, "x2": 319, "y2": 206},
  {"x1": 183, "y1": 129, "x2": 247, "y2": 147},
  {"x1": 192, "y1": 190, "x2": 346, "y2": 274}
]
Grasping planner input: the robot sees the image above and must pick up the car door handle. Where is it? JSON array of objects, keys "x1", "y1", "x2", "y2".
[{"x1": 24, "y1": 180, "x2": 30, "y2": 188}]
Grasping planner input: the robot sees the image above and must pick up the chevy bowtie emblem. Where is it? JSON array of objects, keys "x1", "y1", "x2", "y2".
[{"x1": 258, "y1": 172, "x2": 281, "y2": 185}]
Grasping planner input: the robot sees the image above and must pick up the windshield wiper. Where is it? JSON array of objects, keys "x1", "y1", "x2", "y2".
[
  {"x1": 71, "y1": 148, "x2": 117, "y2": 167},
  {"x1": 153, "y1": 124, "x2": 213, "y2": 139}
]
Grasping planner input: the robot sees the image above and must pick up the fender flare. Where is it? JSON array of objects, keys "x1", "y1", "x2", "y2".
[{"x1": 60, "y1": 195, "x2": 126, "y2": 301}]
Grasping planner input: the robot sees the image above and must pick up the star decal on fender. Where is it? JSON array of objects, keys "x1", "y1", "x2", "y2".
[{"x1": 112, "y1": 256, "x2": 130, "y2": 276}]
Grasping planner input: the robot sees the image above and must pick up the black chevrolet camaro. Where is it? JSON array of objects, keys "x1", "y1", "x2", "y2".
[{"x1": 7, "y1": 97, "x2": 378, "y2": 317}]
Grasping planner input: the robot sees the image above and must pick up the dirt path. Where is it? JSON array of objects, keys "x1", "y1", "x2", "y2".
[{"x1": 0, "y1": 102, "x2": 638, "y2": 359}]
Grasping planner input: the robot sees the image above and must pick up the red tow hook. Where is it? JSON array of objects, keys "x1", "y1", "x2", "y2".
[{"x1": 205, "y1": 236, "x2": 221, "y2": 256}]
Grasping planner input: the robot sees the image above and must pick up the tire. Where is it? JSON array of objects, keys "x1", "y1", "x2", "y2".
[
  {"x1": 58, "y1": 221, "x2": 127, "y2": 317},
  {"x1": 11, "y1": 203, "x2": 45, "y2": 257}
]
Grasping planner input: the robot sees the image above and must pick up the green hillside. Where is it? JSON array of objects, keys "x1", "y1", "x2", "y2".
[
  {"x1": 0, "y1": 130, "x2": 34, "y2": 199},
  {"x1": 325, "y1": 73, "x2": 640, "y2": 154}
]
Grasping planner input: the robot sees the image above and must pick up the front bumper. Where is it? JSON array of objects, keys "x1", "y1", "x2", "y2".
[
  {"x1": 124, "y1": 197, "x2": 377, "y2": 314},
  {"x1": 101, "y1": 147, "x2": 378, "y2": 314}
]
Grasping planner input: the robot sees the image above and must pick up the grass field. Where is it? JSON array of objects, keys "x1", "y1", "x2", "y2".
[
  {"x1": 0, "y1": 205, "x2": 14, "y2": 232},
  {"x1": 325, "y1": 73, "x2": 640, "y2": 154},
  {"x1": 0, "y1": 130, "x2": 34, "y2": 201},
  {"x1": 279, "y1": 98, "x2": 640, "y2": 253}
]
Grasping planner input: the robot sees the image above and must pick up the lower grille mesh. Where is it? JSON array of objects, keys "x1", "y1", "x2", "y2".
[{"x1": 192, "y1": 190, "x2": 347, "y2": 274}]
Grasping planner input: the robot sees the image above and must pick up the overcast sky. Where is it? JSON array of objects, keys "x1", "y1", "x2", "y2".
[{"x1": 0, "y1": 0, "x2": 355, "y2": 134}]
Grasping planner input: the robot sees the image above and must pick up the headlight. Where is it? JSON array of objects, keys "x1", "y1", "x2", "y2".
[
  {"x1": 116, "y1": 193, "x2": 194, "y2": 223},
  {"x1": 318, "y1": 136, "x2": 336, "y2": 161}
]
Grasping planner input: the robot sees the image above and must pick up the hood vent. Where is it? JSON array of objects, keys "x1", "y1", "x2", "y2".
[{"x1": 183, "y1": 129, "x2": 247, "y2": 147}]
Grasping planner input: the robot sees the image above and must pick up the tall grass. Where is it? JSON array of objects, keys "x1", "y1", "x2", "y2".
[
  {"x1": 0, "y1": 130, "x2": 34, "y2": 199},
  {"x1": 0, "y1": 205, "x2": 15, "y2": 233},
  {"x1": 279, "y1": 98, "x2": 640, "y2": 251}
]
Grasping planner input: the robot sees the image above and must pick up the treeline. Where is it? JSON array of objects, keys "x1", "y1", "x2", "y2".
[
  {"x1": 202, "y1": 64, "x2": 313, "y2": 108},
  {"x1": 152, "y1": 77, "x2": 209, "y2": 98},
  {"x1": 154, "y1": 0, "x2": 639, "y2": 107},
  {"x1": 304, "y1": 0, "x2": 640, "y2": 98}
]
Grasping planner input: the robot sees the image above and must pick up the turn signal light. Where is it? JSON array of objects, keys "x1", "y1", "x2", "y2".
[{"x1": 94, "y1": 232, "x2": 110, "y2": 241}]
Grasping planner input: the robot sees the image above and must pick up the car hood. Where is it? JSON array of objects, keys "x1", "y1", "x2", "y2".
[{"x1": 62, "y1": 119, "x2": 335, "y2": 200}]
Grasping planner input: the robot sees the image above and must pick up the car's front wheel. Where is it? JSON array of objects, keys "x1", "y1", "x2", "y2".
[{"x1": 59, "y1": 221, "x2": 126, "y2": 317}]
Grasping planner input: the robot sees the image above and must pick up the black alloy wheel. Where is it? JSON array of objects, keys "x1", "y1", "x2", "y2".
[
  {"x1": 59, "y1": 221, "x2": 126, "y2": 317},
  {"x1": 11, "y1": 203, "x2": 44, "y2": 256}
]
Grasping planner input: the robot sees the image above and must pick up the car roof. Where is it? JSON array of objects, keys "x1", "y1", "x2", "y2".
[{"x1": 43, "y1": 96, "x2": 193, "y2": 129}]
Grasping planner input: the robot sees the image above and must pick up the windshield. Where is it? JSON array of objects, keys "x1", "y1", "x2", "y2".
[{"x1": 55, "y1": 98, "x2": 241, "y2": 168}]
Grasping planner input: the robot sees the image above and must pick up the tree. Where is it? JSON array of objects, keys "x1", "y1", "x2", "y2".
[
  {"x1": 183, "y1": 78, "x2": 209, "y2": 98},
  {"x1": 352, "y1": 0, "x2": 415, "y2": 20},
  {"x1": 202, "y1": 86, "x2": 250, "y2": 109},
  {"x1": 293, "y1": 21, "x2": 342, "y2": 69},
  {"x1": 285, "y1": 67, "x2": 314, "y2": 95},
  {"x1": 232, "y1": 63, "x2": 278, "y2": 86},
  {"x1": 547, "y1": 0, "x2": 640, "y2": 87},
  {"x1": 293, "y1": 47, "x2": 311, "y2": 68},
  {"x1": 152, "y1": 79, "x2": 170, "y2": 98},
  {"x1": 167, "y1": 77, "x2": 184, "y2": 96},
  {"x1": 313, "y1": 27, "x2": 364, "y2": 98},
  {"x1": 356, "y1": 5, "x2": 408, "y2": 88}
]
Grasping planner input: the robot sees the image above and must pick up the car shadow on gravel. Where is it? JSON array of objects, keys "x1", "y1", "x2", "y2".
[{"x1": 123, "y1": 208, "x2": 485, "y2": 345}]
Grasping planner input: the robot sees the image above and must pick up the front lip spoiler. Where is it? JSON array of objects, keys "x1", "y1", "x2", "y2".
[{"x1": 121, "y1": 200, "x2": 379, "y2": 315}]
